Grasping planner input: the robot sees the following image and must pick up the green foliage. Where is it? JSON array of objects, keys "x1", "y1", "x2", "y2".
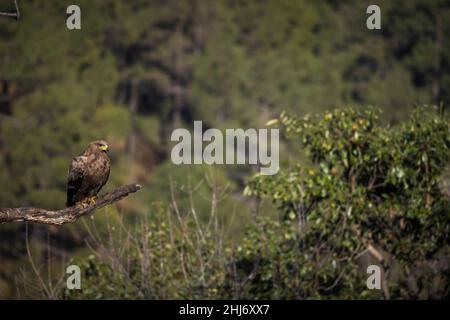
[
  {"x1": 64, "y1": 203, "x2": 232, "y2": 299},
  {"x1": 245, "y1": 106, "x2": 450, "y2": 298}
]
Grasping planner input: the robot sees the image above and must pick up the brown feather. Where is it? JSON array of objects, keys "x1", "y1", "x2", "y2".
[{"x1": 66, "y1": 141, "x2": 111, "y2": 207}]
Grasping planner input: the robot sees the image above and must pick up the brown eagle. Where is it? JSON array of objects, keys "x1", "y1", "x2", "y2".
[{"x1": 66, "y1": 140, "x2": 111, "y2": 207}]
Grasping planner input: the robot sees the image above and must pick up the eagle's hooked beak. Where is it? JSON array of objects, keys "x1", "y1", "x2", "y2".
[{"x1": 99, "y1": 144, "x2": 109, "y2": 152}]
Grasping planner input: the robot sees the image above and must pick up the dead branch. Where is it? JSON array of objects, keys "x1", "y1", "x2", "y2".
[
  {"x1": 0, "y1": 184, "x2": 141, "y2": 226},
  {"x1": 0, "y1": 0, "x2": 20, "y2": 19}
]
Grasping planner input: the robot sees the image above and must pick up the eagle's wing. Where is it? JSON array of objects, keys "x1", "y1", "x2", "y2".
[
  {"x1": 66, "y1": 156, "x2": 86, "y2": 207},
  {"x1": 95, "y1": 157, "x2": 110, "y2": 194}
]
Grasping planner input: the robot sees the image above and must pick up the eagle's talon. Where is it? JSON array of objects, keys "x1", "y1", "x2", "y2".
[
  {"x1": 87, "y1": 196, "x2": 97, "y2": 206},
  {"x1": 81, "y1": 196, "x2": 97, "y2": 206}
]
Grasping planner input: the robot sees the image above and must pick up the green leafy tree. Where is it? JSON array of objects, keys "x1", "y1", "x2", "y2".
[{"x1": 243, "y1": 106, "x2": 450, "y2": 298}]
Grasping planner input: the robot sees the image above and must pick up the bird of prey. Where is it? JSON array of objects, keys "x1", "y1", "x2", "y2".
[{"x1": 66, "y1": 140, "x2": 111, "y2": 207}]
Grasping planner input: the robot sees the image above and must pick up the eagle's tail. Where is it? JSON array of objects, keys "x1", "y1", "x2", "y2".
[{"x1": 66, "y1": 188, "x2": 77, "y2": 207}]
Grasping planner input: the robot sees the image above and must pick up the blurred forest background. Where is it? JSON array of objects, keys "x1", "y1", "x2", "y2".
[{"x1": 0, "y1": 0, "x2": 449, "y2": 299}]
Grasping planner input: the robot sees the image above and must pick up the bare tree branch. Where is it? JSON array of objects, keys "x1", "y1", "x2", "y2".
[
  {"x1": 0, "y1": 0, "x2": 20, "y2": 19},
  {"x1": 0, "y1": 184, "x2": 141, "y2": 225}
]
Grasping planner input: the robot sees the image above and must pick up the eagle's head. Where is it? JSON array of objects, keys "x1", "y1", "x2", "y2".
[{"x1": 88, "y1": 140, "x2": 109, "y2": 154}]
